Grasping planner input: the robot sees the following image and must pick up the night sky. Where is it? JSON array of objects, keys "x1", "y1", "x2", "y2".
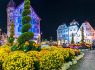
[{"x1": 0, "y1": 0, "x2": 95, "y2": 40}]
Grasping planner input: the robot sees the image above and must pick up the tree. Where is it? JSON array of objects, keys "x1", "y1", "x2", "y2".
[
  {"x1": 8, "y1": 21, "x2": 15, "y2": 45},
  {"x1": 81, "y1": 27, "x2": 84, "y2": 43},
  {"x1": 71, "y1": 33, "x2": 74, "y2": 44},
  {"x1": 17, "y1": 0, "x2": 34, "y2": 51},
  {"x1": 10, "y1": 21, "x2": 14, "y2": 38}
]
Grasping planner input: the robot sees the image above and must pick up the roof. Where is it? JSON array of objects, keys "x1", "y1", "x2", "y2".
[
  {"x1": 15, "y1": 2, "x2": 41, "y2": 20},
  {"x1": 7, "y1": 0, "x2": 15, "y2": 7},
  {"x1": 70, "y1": 19, "x2": 79, "y2": 26}
]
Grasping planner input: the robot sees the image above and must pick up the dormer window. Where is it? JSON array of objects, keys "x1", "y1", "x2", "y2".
[{"x1": 85, "y1": 23, "x2": 87, "y2": 25}]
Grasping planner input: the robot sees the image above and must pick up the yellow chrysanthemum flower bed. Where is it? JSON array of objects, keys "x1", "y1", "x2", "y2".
[
  {"x1": 0, "y1": 45, "x2": 11, "y2": 64},
  {"x1": 3, "y1": 51, "x2": 34, "y2": 70},
  {"x1": 0, "y1": 45, "x2": 79, "y2": 70}
]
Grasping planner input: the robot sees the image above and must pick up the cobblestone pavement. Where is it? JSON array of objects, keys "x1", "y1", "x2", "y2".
[{"x1": 68, "y1": 50, "x2": 95, "y2": 70}]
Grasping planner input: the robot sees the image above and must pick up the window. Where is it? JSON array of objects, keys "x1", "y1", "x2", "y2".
[
  {"x1": 66, "y1": 30, "x2": 68, "y2": 32},
  {"x1": 63, "y1": 35, "x2": 65, "y2": 37},
  {"x1": 32, "y1": 19, "x2": 37, "y2": 24},
  {"x1": 37, "y1": 29, "x2": 39, "y2": 33},
  {"x1": 78, "y1": 35, "x2": 80, "y2": 37},
  {"x1": 18, "y1": 25, "x2": 22, "y2": 32},
  {"x1": 18, "y1": 17, "x2": 21, "y2": 23},
  {"x1": 10, "y1": 19, "x2": 12, "y2": 22},
  {"x1": 85, "y1": 23, "x2": 87, "y2": 25},
  {"x1": 20, "y1": 9, "x2": 23, "y2": 14},
  {"x1": 90, "y1": 33, "x2": 94, "y2": 36},
  {"x1": 10, "y1": 16, "x2": 13, "y2": 19},
  {"x1": 70, "y1": 29, "x2": 72, "y2": 31},
  {"x1": 10, "y1": 10, "x2": 13, "y2": 12},
  {"x1": 86, "y1": 28, "x2": 91, "y2": 31},
  {"x1": 33, "y1": 28, "x2": 35, "y2": 33}
]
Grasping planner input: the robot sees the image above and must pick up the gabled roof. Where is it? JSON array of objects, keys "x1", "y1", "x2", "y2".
[
  {"x1": 15, "y1": 2, "x2": 41, "y2": 20},
  {"x1": 7, "y1": 0, "x2": 16, "y2": 7},
  {"x1": 78, "y1": 21, "x2": 95, "y2": 32},
  {"x1": 69, "y1": 19, "x2": 79, "y2": 26},
  {"x1": 57, "y1": 23, "x2": 68, "y2": 31}
]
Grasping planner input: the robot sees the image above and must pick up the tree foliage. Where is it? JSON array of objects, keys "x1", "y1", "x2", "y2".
[
  {"x1": 18, "y1": 32, "x2": 34, "y2": 44},
  {"x1": 81, "y1": 27, "x2": 84, "y2": 43},
  {"x1": 21, "y1": 24, "x2": 31, "y2": 33},
  {"x1": 10, "y1": 21, "x2": 14, "y2": 38},
  {"x1": 71, "y1": 33, "x2": 74, "y2": 44},
  {"x1": 18, "y1": 0, "x2": 34, "y2": 45},
  {"x1": 8, "y1": 21, "x2": 15, "y2": 44}
]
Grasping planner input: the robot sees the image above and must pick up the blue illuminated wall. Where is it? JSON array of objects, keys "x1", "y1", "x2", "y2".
[
  {"x1": 57, "y1": 20, "x2": 79, "y2": 44},
  {"x1": 57, "y1": 24, "x2": 69, "y2": 43},
  {"x1": 68, "y1": 20, "x2": 79, "y2": 43},
  {"x1": 7, "y1": 2, "x2": 41, "y2": 42}
]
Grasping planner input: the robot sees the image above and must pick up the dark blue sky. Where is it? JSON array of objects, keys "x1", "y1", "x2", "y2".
[{"x1": 0, "y1": 0, "x2": 95, "y2": 40}]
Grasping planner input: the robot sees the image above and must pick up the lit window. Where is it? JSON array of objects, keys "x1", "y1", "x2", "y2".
[
  {"x1": 33, "y1": 28, "x2": 35, "y2": 32},
  {"x1": 70, "y1": 29, "x2": 72, "y2": 31},
  {"x1": 86, "y1": 28, "x2": 91, "y2": 30},
  {"x1": 18, "y1": 25, "x2": 22, "y2": 32},
  {"x1": 18, "y1": 17, "x2": 21, "y2": 23},
  {"x1": 20, "y1": 9, "x2": 23, "y2": 14},
  {"x1": 85, "y1": 23, "x2": 87, "y2": 25},
  {"x1": 10, "y1": 10, "x2": 13, "y2": 12},
  {"x1": 32, "y1": 19, "x2": 37, "y2": 24},
  {"x1": 37, "y1": 29, "x2": 39, "y2": 33}
]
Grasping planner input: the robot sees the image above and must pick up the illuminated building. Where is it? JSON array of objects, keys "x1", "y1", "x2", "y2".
[
  {"x1": 7, "y1": 0, "x2": 41, "y2": 42},
  {"x1": 68, "y1": 20, "x2": 79, "y2": 43},
  {"x1": 57, "y1": 23, "x2": 69, "y2": 44},
  {"x1": 57, "y1": 20, "x2": 95, "y2": 44},
  {"x1": 76, "y1": 21, "x2": 95, "y2": 43}
]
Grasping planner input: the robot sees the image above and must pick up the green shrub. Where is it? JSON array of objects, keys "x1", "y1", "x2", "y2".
[
  {"x1": 11, "y1": 45, "x2": 18, "y2": 51},
  {"x1": 21, "y1": 16, "x2": 31, "y2": 24},
  {"x1": 17, "y1": 0, "x2": 34, "y2": 52},
  {"x1": 17, "y1": 32, "x2": 34, "y2": 44},
  {"x1": 24, "y1": 0, "x2": 30, "y2": 6},
  {"x1": 29, "y1": 41, "x2": 35, "y2": 50},
  {"x1": 7, "y1": 37, "x2": 14, "y2": 43},
  {"x1": 8, "y1": 21, "x2": 15, "y2": 45},
  {"x1": 21, "y1": 24, "x2": 31, "y2": 33},
  {"x1": 22, "y1": 9, "x2": 31, "y2": 16}
]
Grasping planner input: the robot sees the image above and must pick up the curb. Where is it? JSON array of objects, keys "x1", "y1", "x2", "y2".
[{"x1": 61, "y1": 53, "x2": 84, "y2": 70}]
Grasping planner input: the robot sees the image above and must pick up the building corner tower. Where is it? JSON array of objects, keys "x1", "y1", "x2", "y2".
[{"x1": 7, "y1": 0, "x2": 15, "y2": 37}]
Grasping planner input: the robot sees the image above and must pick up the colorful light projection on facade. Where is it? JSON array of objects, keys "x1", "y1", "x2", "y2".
[{"x1": 7, "y1": 0, "x2": 41, "y2": 42}]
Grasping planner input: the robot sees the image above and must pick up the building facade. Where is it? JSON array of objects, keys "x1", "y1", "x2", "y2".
[
  {"x1": 57, "y1": 24, "x2": 69, "y2": 44},
  {"x1": 57, "y1": 20, "x2": 95, "y2": 45},
  {"x1": 68, "y1": 20, "x2": 79, "y2": 43},
  {"x1": 7, "y1": 0, "x2": 41, "y2": 42},
  {"x1": 76, "y1": 21, "x2": 95, "y2": 43}
]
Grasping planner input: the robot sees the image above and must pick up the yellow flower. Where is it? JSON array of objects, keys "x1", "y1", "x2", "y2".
[{"x1": 25, "y1": 41, "x2": 29, "y2": 46}]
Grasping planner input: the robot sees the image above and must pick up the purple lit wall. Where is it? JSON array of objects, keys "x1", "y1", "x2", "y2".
[{"x1": 7, "y1": 1, "x2": 41, "y2": 42}]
